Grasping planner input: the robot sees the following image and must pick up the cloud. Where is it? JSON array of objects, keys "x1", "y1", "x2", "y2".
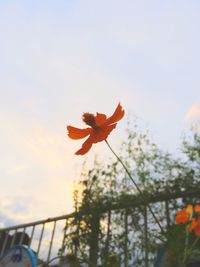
[
  {"x1": 6, "y1": 164, "x2": 29, "y2": 176},
  {"x1": 115, "y1": 31, "x2": 148, "y2": 48},
  {"x1": 0, "y1": 196, "x2": 33, "y2": 227},
  {"x1": 0, "y1": 110, "x2": 81, "y2": 223},
  {"x1": 186, "y1": 102, "x2": 200, "y2": 121},
  {"x1": 25, "y1": 125, "x2": 64, "y2": 168}
]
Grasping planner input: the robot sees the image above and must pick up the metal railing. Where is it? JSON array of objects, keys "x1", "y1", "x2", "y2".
[
  {"x1": 0, "y1": 187, "x2": 200, "y2": 266},
  {"x1": 0, "y1": 213, "x2": 76, "y2": 264}
]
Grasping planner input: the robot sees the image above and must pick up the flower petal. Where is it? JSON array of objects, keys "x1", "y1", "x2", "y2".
[
  {"x1": 194, "y1": 204, "x2": 200, "y2": 213},
  {"x1": 186, "y1": 204, "x2": 193, "y2": 214},
  {"x1": 187, "y1": 219, "x2": 197, "y2": 232},
  {"x1": 67, "y1": 126, "x2": 91, "y2": 139},
  {"x1": 176, "y1": 209, "x2": 190, "y2": 224},
  {"x1": 95, "y1": 113, "x2": 107, "y2": 126},
  {"x1": 92, "y1": 124, "x2": 117, "y2": 143},
  {"x1": 75, "y1": 136, "x2": 93, "y2": 155},
  {"x1": 194, "y1": 219, "x2": 200, "y2": 236},
  {"x1": 104, "y1": 103, "x2": 125, "y2": 126}
]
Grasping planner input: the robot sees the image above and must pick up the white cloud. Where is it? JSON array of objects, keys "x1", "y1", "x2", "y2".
[
  {"x1": 6, "y1": 164, "x2": 29, "y2": 175},
  {"x1": 186, "y1": 101, "x2": 200, "y2": 121},
  {"x1": 0, "y1": 110, "x2": 81, "y2": 222},
  {"x1": 25, "y1": 125, "x2": 65, "y2": 168}
]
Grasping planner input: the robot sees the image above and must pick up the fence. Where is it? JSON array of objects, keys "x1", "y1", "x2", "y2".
[
  {"x1": 0, "y1": 213, "x2": 75, "y2": 264},
  {"x1": 0, "y1": 187, "x2": 200, "y2": 266}
]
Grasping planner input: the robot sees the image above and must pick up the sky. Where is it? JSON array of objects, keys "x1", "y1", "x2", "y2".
[{"x1": 1, "y1": 0, "x2": 200, "y2": 227}]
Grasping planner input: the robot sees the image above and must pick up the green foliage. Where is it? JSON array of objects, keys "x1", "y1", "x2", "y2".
[{"x1": 61, "y1": 122, "x2": 200, "y2": 267}]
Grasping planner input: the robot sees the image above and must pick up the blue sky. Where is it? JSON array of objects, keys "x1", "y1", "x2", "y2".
[{"x1": 1, "y1": 1, "x2": 200, "y2": 226}]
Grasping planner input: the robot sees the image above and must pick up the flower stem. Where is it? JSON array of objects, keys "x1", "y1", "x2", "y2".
[
  {"x1": 183, "y1": 236, "x2": 199, "y2": 264},
  {"x1": 183, "y1": 227, "x2": 189, "y2": 264},
  {"x1": 105, "y1": 139, "x2": 164, "y2": 234}
]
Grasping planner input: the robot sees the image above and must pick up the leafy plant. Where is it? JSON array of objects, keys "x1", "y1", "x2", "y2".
[{"x1": 63, "y1": 121, "x2": 200, "y2": 267}]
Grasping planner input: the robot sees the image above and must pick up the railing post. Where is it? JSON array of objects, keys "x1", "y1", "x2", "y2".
[
  {"x1": 37, "y1": 223, "x2": 45, "y2": 257},
  {"x1": 47, "y1": 221, "x2": 57, "y2": 262},
  {"x1": 165, "y1": 200, "x2": 170, "y2": 229},
  {"x1": 10, "y1": 229, "x2": 17, "y2": 248},
  {"x1": 124, "y1": 209, "x2": 128, "y2": 267},
  {"x1": 89, "y1": 212, "x2": 100, "y2": 267},
  {"x1": 29, "y1": 225, "x2": 35, "y2": 247},
  {"x1": 0, "y1": 231, "x2": 10, "y2": 257},
  {"x1": 104, "y1": 209, "x2": 111, "y2": 264},
  {"x1": 144, "y1": 205, "x2": 149, "y2": 267},
  {"x1": 60, "y1": 219, "x2": 68, "y2": 257}
]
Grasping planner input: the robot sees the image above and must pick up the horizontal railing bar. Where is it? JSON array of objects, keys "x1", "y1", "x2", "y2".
[
  {"x1": 1, "y1": 188, "x2": 200, "y2": 232},
  {"x1": 0, "y1": 212, "x2": 76, "y2": 232},
  {"x1": 92, "y1": 188, "x2": 200, "y2": 213}
]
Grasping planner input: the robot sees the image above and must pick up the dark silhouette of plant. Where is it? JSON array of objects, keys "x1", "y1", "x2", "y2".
[{"x1": 61, "y1": 122, "x2": 200, "y2": 267}]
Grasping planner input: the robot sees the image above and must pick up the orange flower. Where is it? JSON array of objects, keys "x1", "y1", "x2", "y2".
[
  {"x1": 188, "y1": 218, "x2": 197, "y2": 232},
  {"x1": 67, "y1": 103, "x2": 125, "y2": 155},
  {"x1": 175, "y1": 205, "x2": 193, "y2": 224},
  {"x1": 194, "y1": 204, "x2": 200, "y2": 214},
  {"x1": 176, "y1": 210, "x2": 190, "y2": 224},
  {"x1": 186, "y1": 204, "x2": 193, "y2": 215},
  {"x1": 188, "y1": 218, "x2": 200, "y2": 236},
  {"x1": 194, "y1": 219, "x2": 200, "y2": 236}
]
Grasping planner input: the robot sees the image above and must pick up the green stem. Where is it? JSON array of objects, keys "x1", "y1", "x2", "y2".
[
  {"x1": 105, "y1": 139, "x2": 164, "y2": 235},
  {"x1": 183, "y1": 228, "x2": 189, "y2": 264},
  {"x1": 183, "y1": 236, "x2": 199, "y2": 264}
]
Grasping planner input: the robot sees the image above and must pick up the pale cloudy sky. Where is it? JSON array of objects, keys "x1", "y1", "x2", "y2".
[{"x1": 1, "y1": 1, "x2": 200, "y2": 226}]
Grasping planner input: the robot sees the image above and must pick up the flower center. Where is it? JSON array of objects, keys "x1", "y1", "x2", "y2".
[{"x1": 82, "y1": 113, "x2": 97, "y2": 129}]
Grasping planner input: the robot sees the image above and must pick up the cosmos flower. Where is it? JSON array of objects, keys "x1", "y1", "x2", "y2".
[
  {"x1": 188, "y1": 218, "x2": 200, "y2": 236},
  {"x1": 67, "y1": 103, "x2": 125, "y2": 155},
  {"x1": 194, "y1": 204, "x2": 200, "y2": 214},
  {"x1": 175, "y1": 205, "x2": 193, "y2": 224}
]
